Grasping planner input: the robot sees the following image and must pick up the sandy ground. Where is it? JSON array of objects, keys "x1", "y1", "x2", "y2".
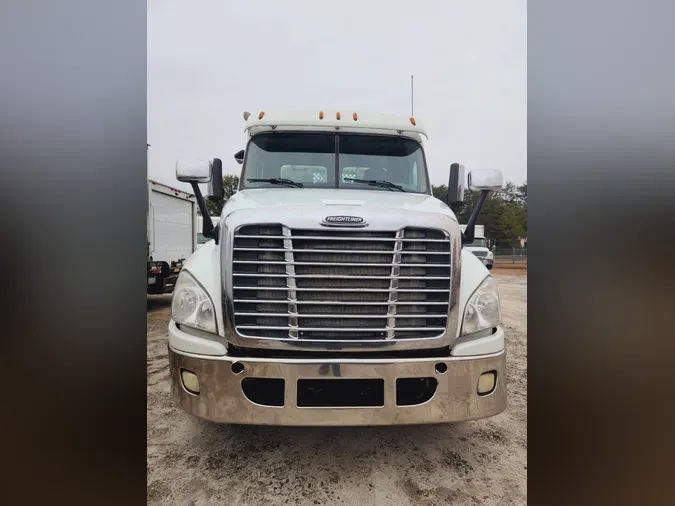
[{"x1": 147, "y1": 273, "x2": 527, "y2": 505}]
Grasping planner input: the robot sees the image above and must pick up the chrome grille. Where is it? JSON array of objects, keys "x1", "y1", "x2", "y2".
[{"x1": 231, "y1": 224, "x2": 451, "y2": 341}]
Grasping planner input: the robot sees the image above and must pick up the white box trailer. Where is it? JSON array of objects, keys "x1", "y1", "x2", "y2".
[{"x1": 147, "y1": 179, "x2": 197, "y2": 294}]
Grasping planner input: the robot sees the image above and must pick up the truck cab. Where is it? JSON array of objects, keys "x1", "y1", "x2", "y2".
[
  {"x1": 460, "y1": 224, "x2": 494, "y2": 270},
  {"x1": 168, "y1": 110, "x2": 506, "y2": 426}
]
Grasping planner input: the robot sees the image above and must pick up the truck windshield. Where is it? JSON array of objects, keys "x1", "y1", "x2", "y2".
[
  {"x1": 467, "y1": 238, "x2": 487, "y2": 248},
  {"x1": 241, "y1": 133, "x2": 429, "y2": 193}
]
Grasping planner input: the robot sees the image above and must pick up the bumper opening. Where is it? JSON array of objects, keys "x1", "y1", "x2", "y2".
[
  {"x1": 297, "y1": 379, "x2": 385, "y2": 408},
  {"x1": 396, "y1": 377, "x2": 438, "y2": 406},
  {"x1": 241, "y1": 378, "x2": 285, "y2": 407}
]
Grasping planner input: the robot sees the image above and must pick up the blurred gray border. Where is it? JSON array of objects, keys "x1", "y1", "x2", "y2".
[
  {"x1": 0, "y1": 1, "x2": 147, "y2": 503},
  {"x1": 529, "y1": 0, "x2": 675, "y2": 503}
]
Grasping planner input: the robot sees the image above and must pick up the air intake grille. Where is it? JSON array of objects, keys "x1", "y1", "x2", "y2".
[{"x1": 231, "y1": 224, "x2": 451, "y2": 341}]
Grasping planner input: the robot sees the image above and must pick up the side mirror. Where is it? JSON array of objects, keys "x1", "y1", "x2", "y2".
[
  {"x1": 176, "y1": 159, "x2": 212, "y2": 183},
  {"x1": 468, "y1": 169, "x2": 503, "y2": 191},
  {"x1": 207, "y1": 158, "x2": 224, "y2": 201},
  {"x1": 234, "y1": 150, "x2": 245, "y2": 165},
  {"x1": 446, "y1": 163, "x2": 465, "y2": 204}
]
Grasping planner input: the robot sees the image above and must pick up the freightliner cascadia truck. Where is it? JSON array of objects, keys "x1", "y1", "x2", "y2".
[{"x1": 168, "y1": 110, "x2": 505, "y2": 426}]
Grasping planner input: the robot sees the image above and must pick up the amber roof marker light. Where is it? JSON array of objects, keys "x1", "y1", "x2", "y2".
[
  {"x1": 410, "y1": 117, "x2": 416, "y2": 126},
  {"x1": 258, "y1": 111, "x2": 265, "y2": 120},
  {"x1": 353, "y1": 112, "x2": 358, "y2": 121},
  {"x1": 319, "y1": 111, "x2": 324, "y2": 119},
  {"x1": 336, "y1": 112, "x2": 341, "y2": 120}
]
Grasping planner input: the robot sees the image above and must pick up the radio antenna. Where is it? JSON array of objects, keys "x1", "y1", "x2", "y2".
[{"x1": 410, "y1": 74, "x2": 414, "y2": 116}]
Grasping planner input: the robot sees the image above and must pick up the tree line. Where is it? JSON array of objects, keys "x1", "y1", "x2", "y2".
[{"x1": 204, "y1": 174, "x2": 527, "y2": 248}]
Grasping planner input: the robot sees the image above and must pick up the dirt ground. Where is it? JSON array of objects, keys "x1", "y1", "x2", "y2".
[{"x1": 147, "y1": 272, "x2": 527, "y2": 505}]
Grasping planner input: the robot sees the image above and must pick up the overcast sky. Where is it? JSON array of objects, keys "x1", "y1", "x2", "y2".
[{"x1": 148, "y1": 0, "x2": 526, "y2": 192}]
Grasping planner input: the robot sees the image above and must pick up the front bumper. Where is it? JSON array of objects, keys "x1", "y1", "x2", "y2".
[{"x1": 168, "y1": 346, "x2": 506, "y2": 426}]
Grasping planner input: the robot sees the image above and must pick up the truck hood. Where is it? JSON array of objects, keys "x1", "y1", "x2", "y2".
[{"x1": 220, "y1": 188, "x2": 457, "y2": 220}]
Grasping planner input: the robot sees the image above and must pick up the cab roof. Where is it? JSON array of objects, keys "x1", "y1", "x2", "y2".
[{"x1": 243, "y1": 110, "x2": 428, "y2": 143}]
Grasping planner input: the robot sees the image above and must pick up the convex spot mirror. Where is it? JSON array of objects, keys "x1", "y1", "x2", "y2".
[
  {"x1": 468, "y1": 170, "x2": 503, "y2": 191},
  {"x1": 176, "y1": 159, "x2": 212, "y2": 183},
  {"x1": 446, "y1": 163, "x2": 465, "y2": 204},
  {"x1": 207, "y1": 158, "x2": 224, "y2": 201}
]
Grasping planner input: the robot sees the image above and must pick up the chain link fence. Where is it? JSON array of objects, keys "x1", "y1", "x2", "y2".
[{"x1": 493, "y1": 247, "x2": 528, "y2": 264}]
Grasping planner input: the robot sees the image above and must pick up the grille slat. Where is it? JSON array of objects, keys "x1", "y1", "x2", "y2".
[
  {"x1": 231, "y1": 224, "x2": 452, "y2": 341},
  {"x1": 233, "y1": 286, "x2": 450, "y2": 292},
  {"x1": 236, "y1": 235, "x2": 449, "y2": 243},
  {"x1": 236, "y1": 326, "x2": 447, "y2": 332},
  {"x1": 234, "y1": 261, "x2": 451, "y2": 268},
  {"x1": 233, "y1": 299, "x2": 450, "y2": 306},
  {"x1": 234, "y1": 273, "x2": 450, "y2": 280},
  {"x1": 233, "y1": 247, "x2": 451, "y2": 255}
]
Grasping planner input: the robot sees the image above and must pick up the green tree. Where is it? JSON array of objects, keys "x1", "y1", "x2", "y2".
[
  {"x1": 517, "y1": 181, "x2": 527, "y2": 203},
  {"x1": 499, "y1": 204, "x2": 526, "y2": 247},
  {"x1": 517, "y1": 181, "x2": 527, "y2": 235},
  {"x1": 432, "y1": 184, "x2": 448, "y2": 201},
  {"x1": 204, "y1": 174, "x2": 240, "y2": 215},
  {"x1": 497, "y1": 182, "x2": 519, "y2": 203}
]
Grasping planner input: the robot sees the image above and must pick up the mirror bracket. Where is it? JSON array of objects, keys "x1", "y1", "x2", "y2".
[
  {"x1": 190, "y1": 182, "x2": 219, "y2": 244},
  {"x1": 461, "y1": 190, "x2": 489, "y2": 245}
]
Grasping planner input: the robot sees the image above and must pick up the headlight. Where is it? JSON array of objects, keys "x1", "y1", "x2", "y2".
[
  {"x1": 171, "y1": 270, "x2": 217, "y2": 334},
  {"x1": 461, "y1": 276, "x2": 501, "y2": 335}
]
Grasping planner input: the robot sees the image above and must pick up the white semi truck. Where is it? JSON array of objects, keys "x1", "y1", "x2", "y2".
[
  {"x1": 460, "y1": 224, "x2": 494, "y2": 270},
  {"x1": 147, "y1": 179, "x2": 197, "y2": 294},
  {"x1": 168, "y1": 110, "x2": 505, "y2": 426}
]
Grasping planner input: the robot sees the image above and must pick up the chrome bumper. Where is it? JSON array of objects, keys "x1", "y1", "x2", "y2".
[{"x1": 169, "y1": 347, "x2": 506, "y2": 426}]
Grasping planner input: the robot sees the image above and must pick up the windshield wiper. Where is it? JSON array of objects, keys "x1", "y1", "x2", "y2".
[
  {"x1": 247, "y1": 178, "x2": 304, "y2": 188},
  {"x1": 343, "y1": 178, "x2": 406, "y2": 192}
]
